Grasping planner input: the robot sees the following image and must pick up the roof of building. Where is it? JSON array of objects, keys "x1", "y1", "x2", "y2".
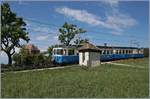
[
  {"x1": 25, "y1": 44, "x2": 40, "y2": 51},
  {"x1": 78, "y1": 43, "x2": 101, "y2": 52}
]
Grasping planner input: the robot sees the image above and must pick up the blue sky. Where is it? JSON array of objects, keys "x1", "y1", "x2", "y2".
[{"x1": 1, "y1": 0, "x2": 149, "y2": 64}]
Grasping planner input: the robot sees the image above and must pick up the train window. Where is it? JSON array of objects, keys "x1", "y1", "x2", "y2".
[
  {"x1": 53, "y1": 49, "x2": 55, "y2": 55},
  {"x1": 57, "y1": 49, "x2": 60, "y2": 55},
  {"x1": 100, "y1": 50, "x2": 102, "y2": 54},
  {"x1": 110, "y1": 50, "x2": 113, "y2": 54},
  {"x1": 103, "y1": 50, "x2": 106, "y2": 54},
  {"x1": 122, "y1": 50, "x2": 125, "y2": 54},
  {"x1": 55, "y1": 49, "x2": 63, "y2": 55},
  {"x1": 107, "y1": 50, "x2": 110, "y2": 54},
  {"x1": 126, "y1": 50, "x2": 128, "y2": 54},
  {"x1": 116, "y1": 50, "x2": 118, "y2": 54},
  {"x1": 101, "y1": 50, "x2": 103, "y2": 55},
  {"x1": 68, "y1": 49, "x2": 74, "y2": 55},
  {"x1": 54, "y1": 49, "x2": 57, "y2": 55},
  {"x1": 61, "y1": 49, "x2": 63, "y2": 55},
  {"x1": 131, "y1": 50, "x2": 133, "y2": 54},
  {"x1": 129, "y1": 50, "x2": 132, "y2": 54},
  {"x1": 63, "y1": 49, "x2": 66, "y2": 55},
  {"x1": 119, "y1": 50, "x2": 122, "y2": 54}
]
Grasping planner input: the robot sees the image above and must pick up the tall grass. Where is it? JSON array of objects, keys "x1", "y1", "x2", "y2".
[{"x1": 1, "y1": 58, "x2": 149, "y2": 98}]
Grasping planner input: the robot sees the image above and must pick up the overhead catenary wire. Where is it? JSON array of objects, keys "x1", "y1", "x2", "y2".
[{"x1": 24, "y1": 17, "x2": 145, "y2": 47}]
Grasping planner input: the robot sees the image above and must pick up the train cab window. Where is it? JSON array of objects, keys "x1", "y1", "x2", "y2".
[
  {"x1": 63, "y1": 49, "x2": 66, "y2": 55},
  {"x1": 61, "y1": 49, "x2": 63, "y2": 55},
  {"x1": 68, "y1": 49, "x2": 74, "y2": 55},
  {"x1": 56, "y1": 49, "x2": 62, "y2": 55}
]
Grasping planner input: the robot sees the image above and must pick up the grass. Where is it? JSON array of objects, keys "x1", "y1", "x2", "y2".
[
  {"x1": 114, "y1": 57, "x2": 149, "y2": 68},
  {"x1": 1, "y1": 58, "x2": 149, "y2": 98}
]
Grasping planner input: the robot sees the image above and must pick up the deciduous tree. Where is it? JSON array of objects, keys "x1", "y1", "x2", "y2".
[
  {"x1": 1, "y1": 3, "x2": 30, "y2": 65},
  {"x1": 58, "y1": 22, "x2": 86, "y2": 46}
]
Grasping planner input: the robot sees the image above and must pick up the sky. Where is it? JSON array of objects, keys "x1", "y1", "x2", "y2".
[{"x1": 0, "y1": 0, "x2": 149, "y2": 64}]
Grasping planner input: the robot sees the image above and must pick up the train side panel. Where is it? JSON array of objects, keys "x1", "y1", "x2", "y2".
[
  {"x1": 100, "y1": 54, "x2": 144, "y2": 61},
  {"x1": 53, "y1": 55, "x2": 79, "y2": 64}
]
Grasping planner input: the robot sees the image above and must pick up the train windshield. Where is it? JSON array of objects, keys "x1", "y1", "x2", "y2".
[{"x1": 53, "y1": 49, "x2": 64, "y2": 55}]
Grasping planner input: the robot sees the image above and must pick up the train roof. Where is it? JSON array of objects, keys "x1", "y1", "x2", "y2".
[
  {"x1": 97, "y1": 46, "x2": 139, "y2": 49},
  {"x1": 52, "y1": 44, "x2": 141, "y2": 49}
]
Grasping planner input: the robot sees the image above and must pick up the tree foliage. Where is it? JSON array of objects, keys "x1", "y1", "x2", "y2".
[
  {"x1": 58, "y1": 22, "x2": 86, "y2": 46},
  {"x1": 74, "y1": 38, "x2": 89, "y2": 45},
  {"x1": 13, "y1": 47, "x2": 50, "y2": 66},
  {"x1": 1, "y1": 3, "x2": 30, "y2": 65}
]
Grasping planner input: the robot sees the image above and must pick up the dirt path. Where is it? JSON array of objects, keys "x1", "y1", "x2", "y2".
[{"x1": 1, "y1": 65, "x2": 77, "y2": 74}]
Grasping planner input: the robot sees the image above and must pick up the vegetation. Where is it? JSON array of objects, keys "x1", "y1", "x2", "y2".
[
  {"x1": 114, "y1": 58, "x2": 149, "y2": 68},
  {"x1": 74, "y1": 38, "x2": 89, "y2": 45},
  {"x1": 11, "y1": 47, "x2": 52, "y2": 70},
  {"x1": 1, "y1": 3, "x2": 30, "y2": 65},
  {"x1": 58, "y1": 22, "x2": 86, "y2": 46},
  {"x1": 1, "y1": 58, "x2": 149, "y2": 98}
]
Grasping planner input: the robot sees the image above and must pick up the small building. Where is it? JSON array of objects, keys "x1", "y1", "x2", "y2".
[
  {"x1": 78, "y1": 43, "x2": 101, "y2": 67},
  {"x1": 24, "y1": 44, "x2": 40, "y2": 54}
]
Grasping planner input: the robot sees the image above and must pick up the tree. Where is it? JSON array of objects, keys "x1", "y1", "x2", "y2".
[
  {"x1": 58, "y1": 22, "x2": 86, "y2": 46},
  {"x1": 74, "y1": 38, "x2": 89, "y2": 45},
  {"x1": 1, "y1": 3, "x2": 30, "y2": 65},
  {"x1": 13, "y1": 47, "x2": 45, "y2": 66}
]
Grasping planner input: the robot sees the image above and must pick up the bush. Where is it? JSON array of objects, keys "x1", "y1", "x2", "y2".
[{"x1": 12, "y1": 47, "x2": 54, "y2": 70}]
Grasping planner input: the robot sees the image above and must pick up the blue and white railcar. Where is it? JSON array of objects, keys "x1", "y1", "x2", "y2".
[
  {"x1": 98, "y1": 47, "x2": 144, "y2": 61},
  {"x1": 52, "y1": 46, "x2": 144, "y2": 64},
  {"x1": 52, "y1": 47, "x2": 79, "y2": 64}
]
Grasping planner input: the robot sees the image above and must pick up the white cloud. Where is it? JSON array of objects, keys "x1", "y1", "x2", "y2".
[
  {"x1": 102, "y1": 0, "x2": 119, "y2": 7},
  {"x1": 56, "y1": 7, "x2": 102, "y2": 26},
  {"x1": 111, "y1": 31, "x2": 122, "y2": 35},
  {"x1": 106, "y1": 13, "x2": 137, "y2": 28},
  {"x1": 36, "y1": 35, "x2": 49, "y2": 41},
  {"x1": 33, "y1": 27, "x2": 51, "y2": 33},
  {"x1": 56, "y1": 6, "x2": 137, "y2": 35},
  {"x1": 53, "y1": 35, "x2": 58, "y2": 40},
  {"x1": 39, "y1": 46, "x2": 48, "y2": 52}
]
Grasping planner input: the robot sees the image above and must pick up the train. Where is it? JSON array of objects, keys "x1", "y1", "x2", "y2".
[{"x1": 52, "y1": 45, "x2": 144, "y2": 64}]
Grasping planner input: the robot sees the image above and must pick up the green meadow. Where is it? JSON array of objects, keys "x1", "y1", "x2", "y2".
[{"x1": 1, "y1": 58, "x2": 149, "y2": 98}]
